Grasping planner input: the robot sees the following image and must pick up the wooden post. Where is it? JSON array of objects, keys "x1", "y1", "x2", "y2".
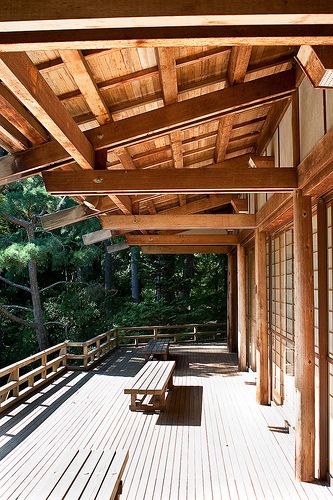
[
  {"x1": 317, "y1": 198, "x2": 329, "y2": 481},
  {"x1": 227, "y1": 252, "x2": 238, "y2": 353},
  {"x1": 255, "y1": 229, "x2": 269, "y2": 405},
  {"x1": 293, "y1": 189, "x2": 315, "y2": 482},
  {"x1": 237, "y1": 244, "x2": 247, "y2": 371}
]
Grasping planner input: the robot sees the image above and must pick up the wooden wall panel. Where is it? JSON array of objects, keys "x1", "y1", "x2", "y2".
[
  {"x1": 325, "y1": 89, "x2": 333, "y2": 132},
  {"x1": 279, "y1": 103, "x2": 293, "y2": 167},
  {"x1": 299, "y1": 76, "x2": 325, "y2": 161}
]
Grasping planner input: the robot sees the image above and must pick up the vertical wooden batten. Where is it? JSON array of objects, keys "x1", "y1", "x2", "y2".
[
  {"x1": 237, "y1": 244, "x2": 247, "y2": 371},
  {"x1": 227, "y1": 252, "x2": 238, "y2": 353},
  {"x1": 317, "y1": 198, "x2": 329, "y2": 481},
  {"x1": 255, "y1": 229, "x2": 269, "y2": 405},
  {"x1": 293, "y1": 189, "x2": 315, "y2": 482}
]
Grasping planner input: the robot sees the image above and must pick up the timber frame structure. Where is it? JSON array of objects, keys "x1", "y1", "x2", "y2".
[{"x1": 1, "y1": 0, "x2": 333, "y2": 488}]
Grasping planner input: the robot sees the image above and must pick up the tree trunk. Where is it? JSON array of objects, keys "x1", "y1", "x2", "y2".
[
  {"x1": 182, "y1": 255, "x2": 195, "y2": 301},
  {"x1": 130, "y1": 246, "x2": 141, "y2": 303},
  {"x1": 104, "y1": 240, "x2": 113, "y2": 290},
  {"x1": 26, "y1": 223, "x2": 49, "y2": 350}
]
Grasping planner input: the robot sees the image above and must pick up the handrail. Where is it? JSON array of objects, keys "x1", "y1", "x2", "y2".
[
  {"x1": 0, "y1": 321, "x2": 224, "y2": 413},
  {"x1": 0, "y1": 342, "x2": 67, "y2": 413}
]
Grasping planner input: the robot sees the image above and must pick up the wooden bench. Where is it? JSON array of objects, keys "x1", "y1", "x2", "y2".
[
  {"x1": 29, "y1": 448, "x2": 128, "y2": 500},
  {"x1": 124, "y1": 360, "x2": 175, "y2": 412},
  {"x1": 142, "y1": 339, "x2": 170, "y2": 361}
]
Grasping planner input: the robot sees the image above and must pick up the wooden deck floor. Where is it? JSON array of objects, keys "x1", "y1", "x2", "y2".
[{"x1": 0, "y1": 343, "x2": 332, "y2": 500}]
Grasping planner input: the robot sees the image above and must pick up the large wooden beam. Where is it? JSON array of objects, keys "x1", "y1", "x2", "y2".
[
  {"x1": 43, "y1": 167, "x2": 297, "y2": 196},
  {"x1": 237, "y1": 244, "x2": 247, "y2": 371},
  {"x1": 1, "y1": 2, "x2": 332, "y2": 31},
  {"x1": 60, "y1": 49, "x2": 112, "y2": 124},
  {"x1": 140, "y1": 245, "x2": 229, "y2": 254},
  {"x1": 1, "y1": 26, "x2": 333, "y2": 52},
  {"x1": 100, "y1": 214, "x2": 256, "y2": 230},
  {"x1": 297, "y1": 46, "x2": 333, "y2": 88},
  {"x1": 255, "y1": 228, "x2": 269, "y2": 405},
  {"x1": 293, "y1": 190, "x2": 315, "y2": 482},
  {"x1": 227, "y1": 252, "x2": 238, "y2": 353},
  {"x1": 126, "y1": 234, "x2": 239, "y2": 246},
  {"x1": 0, "y1": 70, "x2": 296, "y2": 183},
  {"x1": 0, "y1": 52, "x2": 94, "y2": 170}
]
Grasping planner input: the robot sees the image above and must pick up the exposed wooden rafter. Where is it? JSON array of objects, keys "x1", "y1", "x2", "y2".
[
  {"x1": 140, "y1": 245, "x2": 230, "y2": 254},
  {"x1": 126, "y1": 234, "x2": 239, "y2": 246},
  {"x1": 100, "y1": 214, "x2": 257, "y2": 231},
  {"x1": 0, "y1": 52, "x2": 94, "y2": 170},
  {"x1": 0, "y1": 70, "x2": 296, "y2": 184}
]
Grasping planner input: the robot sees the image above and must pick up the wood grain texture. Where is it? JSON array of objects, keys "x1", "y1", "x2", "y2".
[
  {"x1": 43, "y1": 167, "x2": 298, "y2": 195},
  {"x1": 293, "y1": 190, "x2": 315, "y2": 482}
]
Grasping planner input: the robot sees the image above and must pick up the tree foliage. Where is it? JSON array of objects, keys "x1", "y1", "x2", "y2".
[{"x1": 0, "y1": 177, "x2": 227, "y2": 367}]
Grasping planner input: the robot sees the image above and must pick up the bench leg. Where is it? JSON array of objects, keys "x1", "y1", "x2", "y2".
[
  {"x1": 154, "y1": 392, "x2": 166, "y2": 411},
  {"x1": 167, "y1": 374, "x2": 174, "y2": 390},
  {"x1": 130, "y1": 393, "x2": 138, "y2": 411}
]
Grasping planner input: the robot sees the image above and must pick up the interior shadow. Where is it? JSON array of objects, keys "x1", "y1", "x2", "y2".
[{"x1": 156, "y1": 385, "x2": 203, "y2": 426}]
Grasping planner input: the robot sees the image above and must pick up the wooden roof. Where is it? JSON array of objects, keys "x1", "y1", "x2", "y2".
[{"x1": 2, "y1": 5, "x2": 331, "y2": 241}]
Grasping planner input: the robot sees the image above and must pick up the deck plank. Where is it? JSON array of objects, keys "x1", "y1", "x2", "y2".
[{"x1": 0, "y1": 344, "x2": 332, "y2": 500}]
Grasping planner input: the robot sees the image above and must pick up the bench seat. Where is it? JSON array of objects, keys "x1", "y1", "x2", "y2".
[
  {"x1": 124, "y1": 360, "x2": 175, "y2": 411},
  {"x1": 29, "y1": 448, "x2": 128, "y2": 500},
  {"x1": 142, "y1": 339, "x2": 170, "y2": 361}
]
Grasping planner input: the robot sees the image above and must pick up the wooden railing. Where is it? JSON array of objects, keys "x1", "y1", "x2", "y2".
[
  {"x1": 0, "y1": 342, "x2": 66, "y2": 413},
  {"x1": 66, "y1": 331, "x2": 118, "y2": 370},
  {"x1": 116, "y1": 322, "x2": 225, "y2": 346},
  {"x1": 0, "y1": 322, "x2": 224, "y2": 413}
]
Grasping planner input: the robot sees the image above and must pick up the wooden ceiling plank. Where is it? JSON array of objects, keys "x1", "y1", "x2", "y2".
[
  {"x1": 1, "y1": 2, "x2": 333, "y2": 31},
  {"x1": 126, "y1": 233, "x2": 239, "y2": 246},
  {"x1": 140, "y1": 245, "x2": 230, "y2": 254},
  {"x1": 100, "y1": 214, "x2": 257, "y2": 230},
  {"x1": 0, "y1": 70, "x2": 296, "y2": 183},
  {"x1": 0, "y1": 52, "x2": 94, "y2": 169},
  {"x1": 43, "y1": 166, "x2": 297, "y2": 195},
  {"x1": 59, "y1": 49, "x2": 112, "y2": 125}
]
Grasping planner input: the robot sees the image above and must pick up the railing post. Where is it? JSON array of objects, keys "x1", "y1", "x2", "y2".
[
  {"x1": 41, "y1": 353, "x2": 47, "y2": 379},
  {"x1": 153, "y1": 327, "x2": 158, "y2": 339},
  {"x1": 193, "y1": 326, "x2": 197, "y2": 342},
  {"x1": 114, "y1": 329, "x2": 119, "y2": 346},
  {"x1": 10, "y1": 367, "x2": 19, "y2": 397},
  {"x1": 83, "y1": 344, "x2": 88, "y2": 369}
]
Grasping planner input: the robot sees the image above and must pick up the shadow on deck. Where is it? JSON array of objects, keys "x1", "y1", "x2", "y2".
[{"x1": 0, "y1": 343, "x2": 332, "y2": 500}]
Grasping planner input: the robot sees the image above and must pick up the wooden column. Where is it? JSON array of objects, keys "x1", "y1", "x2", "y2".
[
  {"x1": 317, "y1": 198, "x2": 329, "y2": 481},
  {"x1": 227, "y1": 252, "x2": 238, "y2": 353},
  {"x1": 293, "y1": 189, "x2": 315, "y2": 482},
  {"x1": 255, "y1": 229, "x2": 269, "y2": 405},
  {"x1": 237, "y1": 244, "x2": 247, "y2": 371}
]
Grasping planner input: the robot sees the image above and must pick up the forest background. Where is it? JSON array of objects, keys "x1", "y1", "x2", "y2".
[{"x1": 0, "y1": 175, "x2": 227, "y2": 368}]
